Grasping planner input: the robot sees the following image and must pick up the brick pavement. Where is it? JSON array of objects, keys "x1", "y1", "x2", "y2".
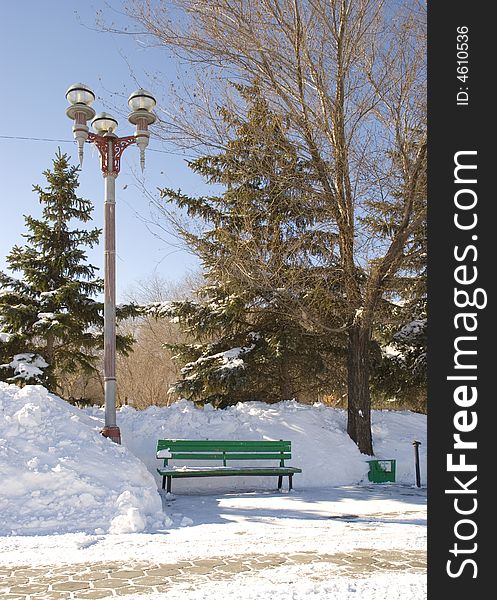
[{"x1": 0, "y1": 548, "x2": 426, "y2": 599}]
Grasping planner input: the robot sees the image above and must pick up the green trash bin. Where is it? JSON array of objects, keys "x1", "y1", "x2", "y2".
[{"x1": 367, "y1": 459, "x2": 396, "y2": 483}]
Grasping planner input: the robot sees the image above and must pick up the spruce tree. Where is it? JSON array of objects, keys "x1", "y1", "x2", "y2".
[
  {"x1": 0, "y1": 150, "x2": 133, "y2": 392},
  {"x1": 155, "y1": 86, "x2": 345, "y2": 407},
  {"x1": 369, "y1": 135, "x2": 427, "y2": 410}
]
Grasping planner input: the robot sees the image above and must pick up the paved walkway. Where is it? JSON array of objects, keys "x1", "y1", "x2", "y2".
[{"x1": 1, "y1": 549, "x2": 425, "y2": 599}]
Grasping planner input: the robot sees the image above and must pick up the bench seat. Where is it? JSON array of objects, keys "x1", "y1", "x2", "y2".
[{"x1": 158, "y1": 465, "x2": 302, "y2": 476}]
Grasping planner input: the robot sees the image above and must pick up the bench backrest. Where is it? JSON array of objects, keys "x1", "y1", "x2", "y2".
[{"x1": 157, "y1": 439, "x2": 292, "y2": 467}]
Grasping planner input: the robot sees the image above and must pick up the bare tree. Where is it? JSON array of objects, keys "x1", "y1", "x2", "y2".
[
  {"x1": 119, "y1": 0, "x2": 426, "y2": 454},
  {"x1": 115, "y1": 273, "x2": 198, "y2": 408}
]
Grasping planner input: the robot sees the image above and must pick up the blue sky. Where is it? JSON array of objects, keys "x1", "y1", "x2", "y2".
[{"x1": 0, "y1": 1, "x2": 204, "y2": 300}]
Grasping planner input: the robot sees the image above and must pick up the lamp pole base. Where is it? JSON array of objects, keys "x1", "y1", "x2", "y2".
[{"x1": 101, "y1": 425, "x2": 121, "y2": 444}]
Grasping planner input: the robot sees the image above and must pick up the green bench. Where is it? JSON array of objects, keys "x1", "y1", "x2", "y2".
[{"x1": 156, "y1": 439, "x2": 302, "y2": 494}]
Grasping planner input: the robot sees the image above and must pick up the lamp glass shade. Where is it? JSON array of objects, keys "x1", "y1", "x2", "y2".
[
  {"x1": 66, "y1": 83, "x2": 95, "y2": 106},
  {"x1": 91, "y1": 112, "x2": 118, "y2": 134},
  {"x1": 128, "y1": 89, "x2": 156, "y2": 112}
]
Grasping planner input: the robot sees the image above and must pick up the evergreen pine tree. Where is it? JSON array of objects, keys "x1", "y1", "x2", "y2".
[
  {"x1": 154, "y1": 86, "x2": 345, "y2": 407},
  {"x1": 0, "y1": 150, "x2": 134, "y2": 392},
  {"x1": 368, "y1": 135, "x2": 427, "y2": 410}
]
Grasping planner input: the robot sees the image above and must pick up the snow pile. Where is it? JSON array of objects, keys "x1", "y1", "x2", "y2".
[
  {"x1": 0, "y1": 383, "x2": 163, "y2": 536},
  {"x1": 97, "y1": 400, "x2": 427, "y2": 493},
  {"x1": 0, "y1": 382, "x2": 426, "y2": 537}
]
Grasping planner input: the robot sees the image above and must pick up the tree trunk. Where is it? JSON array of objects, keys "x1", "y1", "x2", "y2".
[
  {"x1": 45, "y1": 332, "x2": 55, "y2": 365},
  {"x1": 347, "y1": 324, "x2": 374, "y2": 455},
  {"x1": 279, "y1": 349, "x2": 294, "y2": 401},
  {"x1": 44, "y1": 332, "x2": 57, "y2": 394}
]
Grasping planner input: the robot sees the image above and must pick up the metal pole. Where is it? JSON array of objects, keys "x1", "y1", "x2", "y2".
[
  {"x1": 412, "y1": 440, "x2": 421, "y2": 488},
  {"x1": 101, "y1": 137, "x2": 121, "y2": 444}
]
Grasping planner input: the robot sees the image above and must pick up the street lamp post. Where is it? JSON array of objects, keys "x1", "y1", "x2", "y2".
[{"x1": 65, "y1": 83, "x2": 156, "y2": 444}]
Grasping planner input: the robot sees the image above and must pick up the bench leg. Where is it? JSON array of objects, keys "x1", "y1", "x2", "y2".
[
  {"x1": 162, "y1": 475, "x2": 166, "y2": 490},
  {"x1": 167, "y1": 476, "x2": 172, "y2": 494},
  {"x1": 289, "y1": 474, "x2": 293, "y2": 491},
  {"x1": 277, "y1": 475, "x2": 283, "y2": 490}
]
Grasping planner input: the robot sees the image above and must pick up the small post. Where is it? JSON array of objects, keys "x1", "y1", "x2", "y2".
[{"x1": 412, "y1": 440, "x2": 421, "y2": 488}]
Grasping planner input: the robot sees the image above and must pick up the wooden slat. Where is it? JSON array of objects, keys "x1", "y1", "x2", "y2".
[
  {"x1": 157, "y1": 439, "x2": 290, "y2": 448},
  {"x1": 157, "y1": 440, "x2": 291, "y2": 452},
  {"x1": 163, "y1": 452, "x2": 292, "y2": 461}
]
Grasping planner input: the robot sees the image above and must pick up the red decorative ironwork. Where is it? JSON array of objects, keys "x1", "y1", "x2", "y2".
[
  {"x1": 87, "y1": 132, "x2": 136, "y2": 176},
  {"x1": 111, "y1": 136, "x2": 137, "y2": 176}
]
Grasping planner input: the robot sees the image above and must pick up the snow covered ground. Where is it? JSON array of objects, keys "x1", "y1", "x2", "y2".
[
  {"x1": 1, "y1": 486, "x2": 426, "y2": 599},
  {"x1": 0, "y1": 383, "x2": 427, "y2": 598}
]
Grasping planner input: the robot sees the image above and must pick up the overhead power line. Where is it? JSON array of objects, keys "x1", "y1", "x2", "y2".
[
  {"x1": 0, "y1": 134, "x2": 168, "y2": 154},
  {"x1": 0, "y1": 134, "x2": 74, "y2": 143}
]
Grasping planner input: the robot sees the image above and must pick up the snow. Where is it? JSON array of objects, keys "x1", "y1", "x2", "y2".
[
  {"x1": 0, "y1": 384, "x2": 426, "y2": 534},
  {"x1": 382, "y1": 344, "x2": 402, "y2": 357},
  {"x1": 0, "y1": 383, "x2": 426, "y2": 598},
  {"x1": 0, "y1": 332, "x2": 12, "y2": 343},
  {"x1": 181, "y1": 344, "x2": 256, "y2": 375},
  {"x1": 1, "y1": 485, "x2": 426, "y2": 561},
  {"x1": 0, "y1": 485, "x2": 426, "y2": 598},
  {"x1": 36, "y1": 312, "x2": 57, "y2": 320},
  {"x1": 39, "y1": 290, "x2": 59, "y2": 298},
  {"x1": 117, "y1": 574, "x2": 424, "y2": 600},
  {"x1": 143, "y1": 301, "x2": 174, "y2": 318},
  {"x1": 0, "y1": 383, "x2": 163, "y2": 536},
  {"x1": 394, "y1": 319, "x2": 426, "y2": 342},
  {"x1": 108, "y1": 399, "x2": 426, "y2": 493},
  {"x1": 156, "y1": 448, "x2": 172, "y2": 458},
  {"x1": 34, "y1": 312, "x2": 60, "y2": 327},
  {"x1": 2, "y1": 353, "x2": 49, "y2": 381}
]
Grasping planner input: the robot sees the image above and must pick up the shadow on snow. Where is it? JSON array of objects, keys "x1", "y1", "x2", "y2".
[{"x1": 154, "y1": 484, "x2": 426, "y2": 532}]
